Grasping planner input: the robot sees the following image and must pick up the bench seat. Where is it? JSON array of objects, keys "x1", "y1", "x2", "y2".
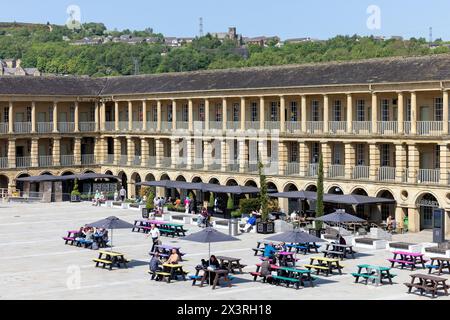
[
  {"x1": 303, "y1": 264, "x2": 329, "y2": 270},
  {"x1": 351, "y1": 273, "x2": 378, "y2": 279},
  {"x1": 388, "y1": 259, "x2": 415, "y2": 265},
  {"x1": 93, "y1": 258, "x2": 112, "y2": 264},
  {"x1": 272, "y1": 275, "x2": 300, "y2": 282}
]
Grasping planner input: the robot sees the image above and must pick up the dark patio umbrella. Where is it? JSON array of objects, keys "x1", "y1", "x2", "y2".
[
  {"x1": 209, "y1": 185, "x2": 260, "y2": 195},
  {"x1": 269, "y1": 190, "x2": 317, "y2": 200},
  {"x1": 87, "y1": 216, "x2": 134, "y2": 250},
  {"x1": 137, "y1": 180, "x2": 175, "y2": 188},
  {"x1": 182, "y1": 227, "x2": 239, "y2": 258},
  {"x1": 314, "y1": 209, "x2": 366, "y2": 224},
  {"x1": 264, "y1": 230, "x2": 326, "y2": 244}
]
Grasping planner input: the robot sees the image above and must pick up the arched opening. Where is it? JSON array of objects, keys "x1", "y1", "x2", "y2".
[
  {"x1": 131, "y1": 173, "x2": 141, "y2": 199},
  {"x1": 104, "y1": 170, "x2": 113, "y2": 175},
  {"x1": 159, "y1": 173, "x2": 171, "y2": 198},
  {"x1": 208, "y1": 178, "x2": 220, "y2": 185},
  {"x1": 61, "y1": 171, "x2": 75, "y2": 201},
  {"x1": 244, "y1": 180, "x2": 257, "y2": 187},
  {"x1": 267, "y1": 182, "x2": 278, "y2": 193},
  {"x1": 377, "y1": 190, "x2": 395, "y2": 221},
  {"x1": 117, "y1": 171, "x2": 128, "y2": 195},
  {"x1": 352, "y1": 188, "x2": 369, "y2": 218},
  {"x1": 175, "y1": 175, "x2": 187, "y2": 199},
  {"x1": 283, "y1": 183, "x2": 299, "y2": 214},
  {"x1": 15, "y1": 173, "x2": 30, "y2": 192},
  {"x1": 145, "y1": 173, "x2": 156, "y2": 182},
  {"x1": 416, "y1": 193, "x2": 439, "y2": 230},
  {"x1": 352, "y1": 188, "x2": 368, "y2": 196},
  {"x1": 305, "y1": 184, "x2": 317, "y2": 192},
  {"x1": 328, "y1": 185, "x2": 344, "y2": 195},
  {"x1": 84, "y1": 170, "x2": 95, "y2": 174},
  {"x1": 0, "y1": 175, "x2": 8, "y2": 190}
]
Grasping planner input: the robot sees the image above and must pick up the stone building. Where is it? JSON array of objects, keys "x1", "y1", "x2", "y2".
[{"x1": 0, "y1": 54, "x2": 450, "y2": 234}]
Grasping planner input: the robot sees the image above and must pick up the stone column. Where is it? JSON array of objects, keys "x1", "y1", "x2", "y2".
[
  {"x1": 395, "y1": 143, "x2": 407, "y2": 182},
  {"x1": 369, "y1": 142, "x2": 380, "y2": 180},
  {"x1": 278, "y1": 140, "x2": 287, "y2": 175},
  {"x1": 238, "y1": 139, "x2": 247, "y2": 173},
  {"x1": 407, "y1": 143, "x2": 419, "y2": 183},
  {"x1": 126, "y1": 137, "x2": 135, "y2": 166},
  {"x1": 157, "y1": 100, "x2": 162, "y2": 132},
  {"x1": 408, "y1": 207, "x2": 420, "y2": 233},
  {"x1": 8, "y1": 102, "x2": 14, "y2": 134},
  {"x1": 240, "y1": 97, "x2": 246, "y2": 131},
  {"x1": 96, "y1": 137, "x2": 107, "y2": 164},
  {"x1": 53, "y1": 138, "x2": 61, "y2": 166},
  {"x1": 100, "y1": 101, "x2": 105, "y2": 131},
  {"x1": 7, "y1": 138, "x2": 16, "y2": 168},
  {"x1": 440, "y1": 143, "x2": 449, "y2": 185},
  {"x1": 280, "y1": 95, "x2": 286, "y2": 133},
  {"x1": 301, "y1": 95, "x2": 307, "y2": 133},
  {"x1": 52, "y1": 101, "x2": 58, "y2": 133},
  {"x1": 299, "y1": 142, "x2": 310, "y2": 177},
  {"x1": 204, "y1": 139, "x2": 212, "y2": 169},
  {"x1": 141, "y1": 138, "x2": 149, "y2": 167},
  {"x1": 114, "y1": 101, "x2": 119, "y2": 131},
  {"x1": 188, "y1": 99, "x2": 194, "y2": 132},
  {"x1": 323, "y1": 95, "x2": 329, "y2": 133},
  {"x1": 222, "y1": 98, "x2": 228, "y2": 131},
  {"x1": 371, "y1": 93, "x2": 377, "y2": 134},
  {"x1": 74, "y1": 101, "x2": 79, "y2": 132},
  {"x1": 443, "y1": 90, "x2": 449, "y2": 135},
  {"x1": 114, "y1": 137, "x2": 121, "y2": 165},
  {"x1": 74, "y1": 137, "x2": 81, "y2": 165},
  {"x1": 128, "y1": 101, "x2": 133, "y2": 131},
  {"x1": 142, "y1": 100, "x2": 147, "y2": 131},
  {"x1": 259, "y1": 97, "x2": 265, "y2": 130},
  {"x1": 397, "y1": 92, "x2": 404, "y2": 134},
  {"x1": 171, "y1": 138, "x2": 179, "y2": 169},
  {"x1": 155, "y1": 139, "x2": 163, "y2": 168},
  {"x1": 204, "y1": 99, "x2": 210, "y2": 131},
  {"x1": 258, "y1": 139, "x2": 268, "y2": 166},
  {"x1": 221, "y1": 138, "x2": 229, "y2": 172},
  {"x1": 172, "y1": 100, "x2": 177, "y2": 131},
  {"x1": 395, "y1": 207, "x2": 406, "y2": 228},
  {"x1": 346, "y1": 94, "x2": 353, "y2": 133},
  {"x1": 321, "y1": 142, "x2": 332, "y2": 177},
  {"x1": 344, "y1": 142, "x2": 355, "y2": 179},
  {"x1": 186, "y1": 138, "x2": 194, "y2": 170},
  {"x1": 410, "y1": 92, "x2": 417, "y2": 134},
  {"x1": 94, "y1": 102, "x2": 100, "y2": 131},
  {"x1": 31, "y1": 138, "x2": 38, "y2": 167},
  {"x1": 31, "y1": 101, "x2": 36, "y2": 133}
]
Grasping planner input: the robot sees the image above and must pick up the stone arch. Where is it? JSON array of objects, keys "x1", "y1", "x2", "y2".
[
  {"x1": 226, "y1": 178, "x2": 238, "y2": 186},
  {"x1": 351, "y1": 187, "x2": 368, "y2": 196},
  {"x1": 192, "y1": 176, "x2": 203, "y2": 183},
  {"x1": 305, "y1": 184, "x2": 317, "y2": 192},
  {"x1": 415, "y1": 192, "x2": 440, "y2": 230},
  {"x1": 244, "y1": 179, "x2": 258, "y2": 187},
  {"x1": 282, "y1": 182, "x2": 299, "y2": 214},
  {"x1": 266, "y1": 181, "x2": 278, "y2": 193},
  {"x1": 15, "y1": 173, "x2": 30, "y2": 192},
  {"x1": 145, "y1": 173, "x2": 156, "y2": 181},
  {"x1": 117, "y1": 171, "x2": 128, "y2": 193},
  {"x1": 83, "y1": 169, "x2": 95, "y2": 174},
  {"x1": 39, "y1": 171, "x2": 53, "y2": 176},
  {"x1": 208, "y1": 177, "x2": 220, "y2": 185},
  {"x1": 131, "y1": 172, "x2": 142, "y2": 198},
  {"x1": 376, "y1": 189, "x2": 396, "y2": 221},
  {"x1": 104, "y1": 169, "x2": 113, "y2": 175},
  {"x1": 160, "y1": 173, "x2": 171, "y2": 181},
  {"x1": 327, "y1": 185, "x2": 344, "y2": 195}
]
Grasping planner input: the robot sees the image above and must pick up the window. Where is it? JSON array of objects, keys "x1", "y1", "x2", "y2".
[
  {"x1": 215, "y1": 103, "x2": 222, "y2": 122},
  {"x1": 435, "y1": 98, "x2": 443, "y2": 121},
  {"x1": 435, "y1": 145, "x2": 440, "y2": 169},
  {"x1": 290, "y1": 143, "x2": 298, "y2": 162},
  {"x1": 49, "y1": 107, "x2": 53, "y2": 122},
  {"x1": 232, "y1": 103, "x2": 239, "y2": 122},
  {"x1": 333, "y1": 100, "x2": 342, "y2": 121},
  {"x1": 311, "y1": 142, "x2": 320, "y2": 163},
  {"x1": 270, "y1": 102, "x2": 278, "y2": 121},
  {"x1": 311, "y1": 100, "x2": 319, "y2": 121},
  {"x1": 233, "y1": 140, "x2": 239, "y2": 161},
  {"x1": 356, "y1": 144, "x2": 365, "y2": 165},
  {"x1": 267, "y1": 140, "x2": 272, "y2": 159},
  {"x1": 26, "y1": 107, "x2": 32, "y2": 122},
  {"x1": 406, "y1": 99, "x2": 411, "y2": 121},
  {"x1": 290, "y1": 101, "x2": 298, "y2": 121},
  {"x1": 381, "y1": 144, "x2": 390, "y2": 167},
  {"x1": 251, "y1": 102, "x2": 258, "y2": 122},
  {"x1": 70, "y1": 106, "x2": 75, "y2": 122},
  {"x1": 3, "y1": 107, "x2": 8, "y2": 123},
  {"x1": 90, "y1": 106, "x2": 95, "y2": 121},
  {"x1": 167, "y1": 105, "x2": 172, "y2": 122},
  {"x1": 182, "y1": 104, "x2": 188, "y2": 122},
  {"x1": 356, "y1": 100, "x2": 365, "y2": 121},
  {"x1": 333, "y1": 145, "x2": 341, "y2": 165},
  {"x1": 199, "y1": 103, "x2": 205, "y2": 121},
  {"x1": 381, "y1": 99, "x2": 389, "y2": 121}
]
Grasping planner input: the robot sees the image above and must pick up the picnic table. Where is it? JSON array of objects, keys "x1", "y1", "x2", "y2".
[
  {"x1": 388, "y1": 251, "x2": 428, "y2": 270},
  {"x1": 251, "y1": 263, "x2": 280, "y2": 282},
  {"x1": 352, "y1": 264, "x2": 396, "y2": 285},
  {"x1": 93, "y1": 250, "x2": 129, "y2": 270},
  {"x1": 304, "y1": 256, "x2": 344, "y2": 276},
  {"x1": 149, "y1": 244, "x2": 185, "y2": 261},
  {"x1": 156, "y1": 263, "x2": 187, "y2": 283},
  {"x1": 132, "y1": 219, "x2": 188, "y2": 237},
  {"x1": 252, "y1": 240, "x2": 272, "y2": 256},
  {"x1": 276, "y1": 251, "x2": 297, "y2": 266},
  {"x1": 322, "y1": 243, "x2": 355, "y2": 260},
  {"x1": 426, "y1": 257, "x2": 450, "y2": 275},
  {"x1": 191, "y1": 267, "x2": 232, "y2": 289},
  {"x1": 216, "y1": 256, "x2": 246, "y2": 274},
  {"x1": 63, "y1": 230, "x2": 79, "y2": 246},
  {"x1": 404, "y1": 273, "x2": 449, "y2": 298},
  {"x1": 275, "y1": 266, "x2": 315, "y2": 288},
  {"x1": 285, "y1": 242, "x2": 321, "y2": 255}
]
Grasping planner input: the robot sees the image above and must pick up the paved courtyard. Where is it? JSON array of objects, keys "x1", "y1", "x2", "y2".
[{"x1": 0, "y1": 201, "x2": 447, "y2": 300}]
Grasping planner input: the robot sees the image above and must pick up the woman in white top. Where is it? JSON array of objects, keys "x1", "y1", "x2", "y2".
[{"x1": 146, "y1": 224, "x2": 160, "y2": 252}]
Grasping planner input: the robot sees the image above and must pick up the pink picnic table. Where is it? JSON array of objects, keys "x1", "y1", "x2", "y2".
[{"x1": 388, "y1": 250, "x2": 428, "y2": 270}]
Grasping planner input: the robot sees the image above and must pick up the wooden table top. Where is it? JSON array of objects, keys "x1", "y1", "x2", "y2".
[
  {"x1": 410, "y1": 273, "x2": 447, "y2": 282},
  {"x1": 99, "y1": 250, "x2": 124, "y2": 257},
  {"x1": 216, "y1": 256, "x2": 240, "y2": 261},
  {"x1": 162, "y1": 263, "x2": 183, "y2": 268},
  {"x1": 311, "y1": 256, "x2": 339, "y2": 263},
  {"x1": 430, "y1": 257, "x2": 450, "y2": 262}
]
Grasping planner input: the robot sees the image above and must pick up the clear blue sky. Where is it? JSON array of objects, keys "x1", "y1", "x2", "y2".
[{"x1": 1, "y1": 0, "x2": 449, "y2": 40}]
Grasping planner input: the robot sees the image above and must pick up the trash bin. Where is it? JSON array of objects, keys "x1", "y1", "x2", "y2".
[{"x1": 229, "y1": 218, "x2": 239, "y2": 236}]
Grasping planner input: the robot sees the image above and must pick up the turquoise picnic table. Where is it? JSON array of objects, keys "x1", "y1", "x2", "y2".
[
  {"x1": 352, "y1": 264, "x2": 396, "y2": 285},
  {"x1": 275, "y1": 266, "x2": 315, "y2": 288}
]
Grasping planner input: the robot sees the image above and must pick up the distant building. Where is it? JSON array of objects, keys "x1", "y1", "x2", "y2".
[
  {"x1": 0, "y1": 59, "x2": 41, "y2": 76},
  {"x1": 284, "y1": 37, "x2": 320, "y2": 44},
  {"x1": 243, "y1": 36, "x2": 280, "y2": 46}
]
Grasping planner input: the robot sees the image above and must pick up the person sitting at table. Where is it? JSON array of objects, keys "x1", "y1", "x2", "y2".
[
  {"x1": 166, "y1": 248, "x2": 181, "y2": 265},
  {"x1": 263, "y1": 243, "x2": 277, "y2": 264},
  {"x1": 241, "y1": 213, "x2": 257, "y2": 233},
  {"x1": 275, "y1": 242, "x2": 287, "y2": 252},
  {"x1": 84, "y1": 227, "x2": 94, "y2": 241},
  {"x1": 260, "y1": 257, "x2": 273, "y2": 284},
  {"x1": 386, "y1": 215, "x2": 393, "y2": 232},
  {"x1": 149, "y1": 252, "x2": 163, "y2": 280},
  {"x1": 207, "y1": 255, "x2": 221, "y2": 269},
  {"x1": 290, "y1": 211, "x2": 299, "y2": 223},
  {"x1": 92, "y1": 190, "x2": 101, "y2": 206}
]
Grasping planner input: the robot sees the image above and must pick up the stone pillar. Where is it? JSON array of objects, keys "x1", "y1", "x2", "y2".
[
  {"x1": 54, "y1": 181, "x2": 63, "y2": 202},
  {"x1": 395, "y1": 143, "x2": 407, "y2": 182},
  {"x1": 407, "y1": 143, "x2": 419, "y2": 183},
  {"x1": 443, "y1": 90, "x2": 449, "y2": 135},
  {"x1": 410, "y1": 92, "x2": 417, "y2": 134},
  {"x1": 52, "y1": 102, "x2": 58, "y2": 133},
  {"x1": 31, "y1": 101, "x2": 36, "y2": 133},
  {"x1": 41, "y1": 181, "x2": 52, "y2": 203},
  {"x1": 53, "y1": 138, "x2": 61, "y2": 166},
  {"x1": 172, "y1": 100, "x2": 177, "y2": 131},
  {"x1": 346, "y1": 94, "x2": 353, "y2": 133},
  {"x1": 155, "y1": 139, "x2": 163, "y2": 168},
  {"x1": 299, "y1": 142, "x2": 310, "y2": 176},
  {"x1": 74, "y1": 101, "x2": 79, "y2": 132},
  {"x1": 128, "y1": 181, "x2": 135, "y2": 199},
  {"x1": 321, "y1": 142, "x2": 332, "y2": 177},
  {"x1": 128, "y1": 101, "x2": 133, "y2": 131},
  {"x1": 221, "y1": 98, "x2": 227, "y2": 131},
  {"x1": 204, "y1": 99, "x2": 210, "y2": 131},
  {"x1": 157, "y1": 100, "x2": 162, "y2": 132},
  {"x1": 171, "y1": 138, "x2": 179, "y2": 169},
  {"x1": 280, "y1": 95, "x2": 286, "y2": 132},
  {"x1": 204, "y1": 139, "x2": 212, "y2": 169},
  {"x1": 371, "y1": 93, "x2": 377, "y2": 134},
  {"x1": 278, "y1": 140, "x2": 287, "y2": 175},
  {"x1": 445, "y1": 211, "x2": 450, "y2": 237},
  {"x1": 240, "y1": 97, "x2": 246, "y2": 131},
  {"x1": 369, "y1": 143, "x2": 380, "y2": 180},
  {"x1": 127, "y1": 137, "x2": 135, "y2": 166},
  {"x1": 238, "y1": 139, "x2": 247, "y2": 173},
  {"x1": 259, "y1": 97, "x2": 265, "y2": 130},
  {"x1": 258, "y1": 139, "x2": 268, "y2": 166},
  {"x1": 439, "y1": 143, "x2": 449, "y2": 185},
  {"x1": 99, "y1": 101, "x2": 105, "y2": 131},
  {"x1": 323, "y1": 95, "x2": 329, "y2": 133},
  {"x1": 8, "y1": 102, "x2": 13, "y2": 134},
  {"x1": 95, "y1": 137, "x2": 106, "y2": 164},
  {"x1": 186, "y1": 138, "x2": 194, "y2": 169},
  {"x1": 397, "y1": 92, "x2": 404, "y2": 134},
  {"x1": 301, "y1": 95, "x2": 307, "y2": 133},
  {"x1": 221, "y1": 139, "x2": 229, "y2": 172},
  {"x1": 344, "y1": 142, "x2": 355, "y2": 179},
  {"x1": 395, "y1": 207, "x2": 406, "y2": 227},
  {"x1": 188, "y1": 99, "x2": 194, "y2": 132},
  {"x1": 142, "y1": 100, "x2": 147, "y2": 131},
  {"x1": 31, "y1": 138, "x2": 38, "y2": 167},
  {"x1": 408, "y1": 207, "x2": 420, "y2": 233},
  {"x1": 113, "y1": 138, "x2": 121, "y2": 165},
  {"x1": 7, "y1": 138, "x2": 16, "y2": 169},
  {"x1": 141, "y1": 138, "x2": 149, "y2": 167},
  {"x1": 114, "y1": 101, "x2": 120, "y2": 131},
  {"x1": 74, "y1": 137, "x2": 81, "y2": 165}
]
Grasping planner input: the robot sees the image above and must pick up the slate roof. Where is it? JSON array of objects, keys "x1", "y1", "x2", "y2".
[{"x1": 1, "y1": 54, "x2": 450, "y2": 97}]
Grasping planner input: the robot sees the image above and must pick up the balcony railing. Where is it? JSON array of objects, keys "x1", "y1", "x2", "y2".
[
  {"x1": 402, "y1": 168, "x2": 409, "y2": 183},
  {"x1": 58, "y1": 122, "x2": 74, "y2": 133},
  {"x1": 81, "y1": 154, "x2": 95, "y2": 165},
  {"x1": 192, "y1": 161, "x2": 205, "y2": 170},
  {"x1": 161, "y1": 121, "x2": 170, "y2": 132},
  {"x1": 146, "y1": 121, "x2": 157, "y2": 132},
  {"x1": 329, "y1": 121, "x2": 347, "y2": 134},
  {"x1": 226, "y1": 121, "x2": 240, "y2": 131},
  {"x1": 105, "y1": 154, "x2": 115, "y2": 164},
  {"x1": 286, "y1": 121, "x2": 301, "y2": 133},
  {"x1": 38, "y1": 155, "x2": 53, "y2": 167},
  {"x1": 60, "y1": 155, "x2": 74, "y2": 166},
  {"x1": 119, "y1": 121, "x2": 129, "y2": 132},
  {"x1": 147, "y1": 156, "x2": 157, "y2": 167},
  {"x1": 417, "y1": 121, "x2": 443, "y2": 136},
  {"x1": 245, "y1": 121, "x2": 260, "y2": 130},
  {"x1": 377, "y1": 121, "x2": 398, "y2": 135},
  {"x1": 352, "y1": 121, "x2": 372, "y2": 134},
  {"x1": 265, "y1": 121, "x2": 280, "y2": 131},
  {"x1": 352, "y1": 166, "x2": 370, "y2": 180},
  {"x1": 104, "y1": 122, "x2": 115, "y2": 131},
  {"x1": 327, "y1": 164, "x2": 345, "y2": 178},
  {"x1": 306, "y1": 121, "x2": 323, "y2": 134},
  {"x1": 161, "y1": 157, "x2": 172, "y2": 168},
  {"x1": 404, "y1": 121, "x2": 411, "y2": 134},
  {"x1": 247, "y1": 162, "x2": 259, "y2": 173},
  {"x1": 417, "y1": 169, "x2": 440, "y2": 184},
  {"x1": 285, "y1": 162, "x2": 300, "y2": 175},
  {"x1": 305, "y1": 163, "x2": 318, "y2": 177},
  {"x1": 132, "y1": 121, "x2": 142, "y2": 131},
  {"x1": 378, "y1": 166, "x2": 396, "y2": 181},
  {"x1": 37, "y1": 122, "x2": 53, "y2": 133},
  {"x1": 0, "y1": 123, "x2": 8, "y2": 133},
  {"x1": 14, "y1": 122, "x2": 32, "y2": 133},
  {"x1": 132, "y1": 156, "x2": 142, "y2": 166},
  {"x1": 0, "y1": 157, "x2": 7, "y2": 168},
  {"x1": 208, "y1": 163, "x2": 221, "y2": 171},
  {"x1": 119, "y1": 155, "x2": 128, "y2": 166},
  {"x1": 16, "y1": 156, "x2": 31, "y2": 168},
  {"x1": 193, "y1": 121, "x2": 205, "y2": 132},
  {"x1": 176, "y1": 121, "x2": 189, "y2": 130},
  {"x1": 227, "y1": 162, "x2": 239, "y2": 172},
  {"x1": 79, "y1": 122, "x2": 96, "y2": 132},
  {"x1": 209, "y1": 121, "x2": 222, "y2": 130}
]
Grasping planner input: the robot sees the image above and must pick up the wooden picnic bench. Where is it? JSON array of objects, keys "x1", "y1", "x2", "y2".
[
  {"x1": 388, "y1": 251, "x2": 428, "y2": 271},
  {"x1": 304, "y1": 257, "x2": 344, "y2": 277},
  {"x1": 93, "y1": 250, "x2": 129, "y2": 270},
  {"x1": 426, "y1": 257, "x2": 450, "y2": 275},
  {"x1": 252, "y1": 240, "x2": 271, "y2": 256},
  {"x1": 404, "y1": 273, "x2": 449, "y2": 298},
  {"x1": 216, "y1": 256, "x2": 246, "y2": 274},
  {"x1": 275, "y1": 266, "x2": 315, "y2": 288},
  {"x1": 352, "y1": 264, "x2": 396, "y2": 285},
  {"x1": 62, "y1": 230, "x2": 78, "y2": 246},
  {"x1": 322, "y1": 243, "x2": 355, "y2": 260},
  {"x1": 250, "y1": 263, "x2": 279, "y2": 282},
  {"x1": 191, "y1": 268, "x2": 233, "y2": 289},
  {"x1": 285, "y1": 242, "x2": 321, "y2": 255},
  {"x1": 156, "y1": 263, "x2": 187, "y2": 283}
]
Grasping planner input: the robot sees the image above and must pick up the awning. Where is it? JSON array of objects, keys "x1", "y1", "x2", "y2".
[
  {"x1": 269, "y1": 191, "x2": 317, "y2": 200},
  {"x1": 137, "y1": 180, "x2": 260, "y2": 194},
  {"x1": 16, "y1": 173, "x2": 121, "y2": 183}
]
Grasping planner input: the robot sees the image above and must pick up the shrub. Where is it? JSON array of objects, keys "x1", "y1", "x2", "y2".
[
  {"x1": 209, "y1": 192, "x2": 214, "y2": 207},
  {"x1": 146, "y1": 190, "x2": 155, "y2": 210},
  {"x1": 71, "y1": 179, "x2": 81, "y2": 197},
  {"x1": 227, "y1": 195, "x2": 234, "y2": 210},
  {"x1": 231, "y1": 210, "x2": 242, "y2": 218},
  {"x1": 239, "y1": 197, "x2": 260, "y2": 215}
]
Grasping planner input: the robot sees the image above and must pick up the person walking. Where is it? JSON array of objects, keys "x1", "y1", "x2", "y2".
[
  {"x1": 119, "y1": 186, "x2": 126, "y2": 202},
  {"x1": 146, "y1": 224, "x2": 161, "y2": 252}
]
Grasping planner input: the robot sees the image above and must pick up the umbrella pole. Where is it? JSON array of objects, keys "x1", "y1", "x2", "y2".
[{"x1": 110, "y1": 228, "x2": 113, "y2": 251}]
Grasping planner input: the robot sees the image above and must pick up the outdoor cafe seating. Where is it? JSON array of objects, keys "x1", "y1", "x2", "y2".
[{"x1": 132, "y1": 219, "x2": 188, "y2": 237}]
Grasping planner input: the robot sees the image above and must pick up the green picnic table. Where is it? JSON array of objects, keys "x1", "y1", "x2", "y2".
[{"x1": 352, "y1": 264, "x2": 396, "y2": 285}]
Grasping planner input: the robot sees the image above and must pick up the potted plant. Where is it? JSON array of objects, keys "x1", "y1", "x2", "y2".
[
  {"x1": 142, "y1": 188, "x2": 154, "y2": 218},
  {"x1": 70, "y1": 179, "x2": 81, "y2": 202},
  {"x1": 256, "y1": 160, "x2": 275, "y2": 234}
]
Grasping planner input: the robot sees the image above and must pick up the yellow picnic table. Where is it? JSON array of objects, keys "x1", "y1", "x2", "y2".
[
  {"x1": 93, "y1": 250, "x2": 129, "y2": 270},
  {"x1": 157, "y1": 263, "x2": 187, "y2": 282},
  {"x1": 303, "y1": 256, "x2": 344, "y2": 276}
]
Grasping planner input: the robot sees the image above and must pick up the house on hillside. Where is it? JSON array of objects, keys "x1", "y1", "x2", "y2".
[{"x1": 0, "y1": 59, "x2": 41, "y2": 76}]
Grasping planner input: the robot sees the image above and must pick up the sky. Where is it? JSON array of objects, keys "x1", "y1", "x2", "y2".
[{"x1": 1, "y1": 0, "x2": 450, "y2": 40}]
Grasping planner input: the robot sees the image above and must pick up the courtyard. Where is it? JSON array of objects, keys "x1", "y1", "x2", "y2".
[{"x1": 0, "y1": 201, "x2": 447, "y2": 300}]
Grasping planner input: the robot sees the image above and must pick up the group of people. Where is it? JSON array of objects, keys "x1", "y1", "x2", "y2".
[
  {"x1": 92, "y1": 190, "x2": 107, "y2": 206},
  {"x1": 289, "y1": 211, "x2": 308, "y2": 225},
  {"x1": 197, "y1": 207, "x2": 211, "y2": 227},
  {"x1": 74, "y1": 226, "x2": 109, "y2": 249},
  {"x1": 240, "y1": 211, "x2": 261, "y2": 233},
  {"x1": 149, "y1": 247, "x2": 183, "y2": 280},
  {"x1": 386, "y1": 215, "x2": 397, "y2": 233}
]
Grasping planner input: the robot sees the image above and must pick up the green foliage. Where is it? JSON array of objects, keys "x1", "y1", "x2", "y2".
[
  {"x1": 71, "y1": 179, "x2": 80, "y2": 196},
  {"x1": 239, "y1": 198, "x2": 260, "y2": 215},
  {"x1": 146, "y1": 190, "x2": 155, "y2": 210},
  {"x1": 315, "y1": 154, "x2": 324, "y2": 230},
  {"x1": 231, "y1": 210, "x2": 242, "y2": 218},
  {"x1": 258, "y1": 160, "x2": 269, "y2": 222},
  {"x1": 227, "y1": 195, "x2": 234, "y2": 210},
  {"x1": 209, "y1": 192, "x2": 214, "y2": 207}
]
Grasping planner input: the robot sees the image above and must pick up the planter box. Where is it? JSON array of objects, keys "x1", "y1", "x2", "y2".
[
  {"x1": 70, "y1": 195, "x2": 81, "y2": 202},
  {"x1": 352, "y1": 237, "x2": 387, "y2": 250},
  {"x1": 121, "y1": 203, "x2": 129, "y2": 209},
  {"x1": 422, "y1": 243, "x2": 450, "y2": 258},
  {"x1": 105, "y1": 201, "x2": 113, "y2": 208},
  {"x1": 257, "y1": 221, "x2": 275, "y2": 234},
  {"x1": 387, "y1": 242, "x2": 422, "y2": 253},
  {"x1": 142, "y1": 208, "x2": 150, "y2": 219}
]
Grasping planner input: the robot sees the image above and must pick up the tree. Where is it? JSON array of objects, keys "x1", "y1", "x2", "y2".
[
  {"x1": 315, "y1": 154, "x2": 324, "y2": 230},
  {"x1": 227, "y1": 194, "x2": 234, "y2": 210},
  {"x1": 71, "y1": 179, "x2": 80, "y2": 196},
  {"x1": 146, "y1": 190, "x2": 155, "y2": 210},
  {"x1": 209, "y1": 192, "x2": 214, "y2": 208},
  {"x1": 258, "y1": 160, "x2": 269, "y2": 222}
]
